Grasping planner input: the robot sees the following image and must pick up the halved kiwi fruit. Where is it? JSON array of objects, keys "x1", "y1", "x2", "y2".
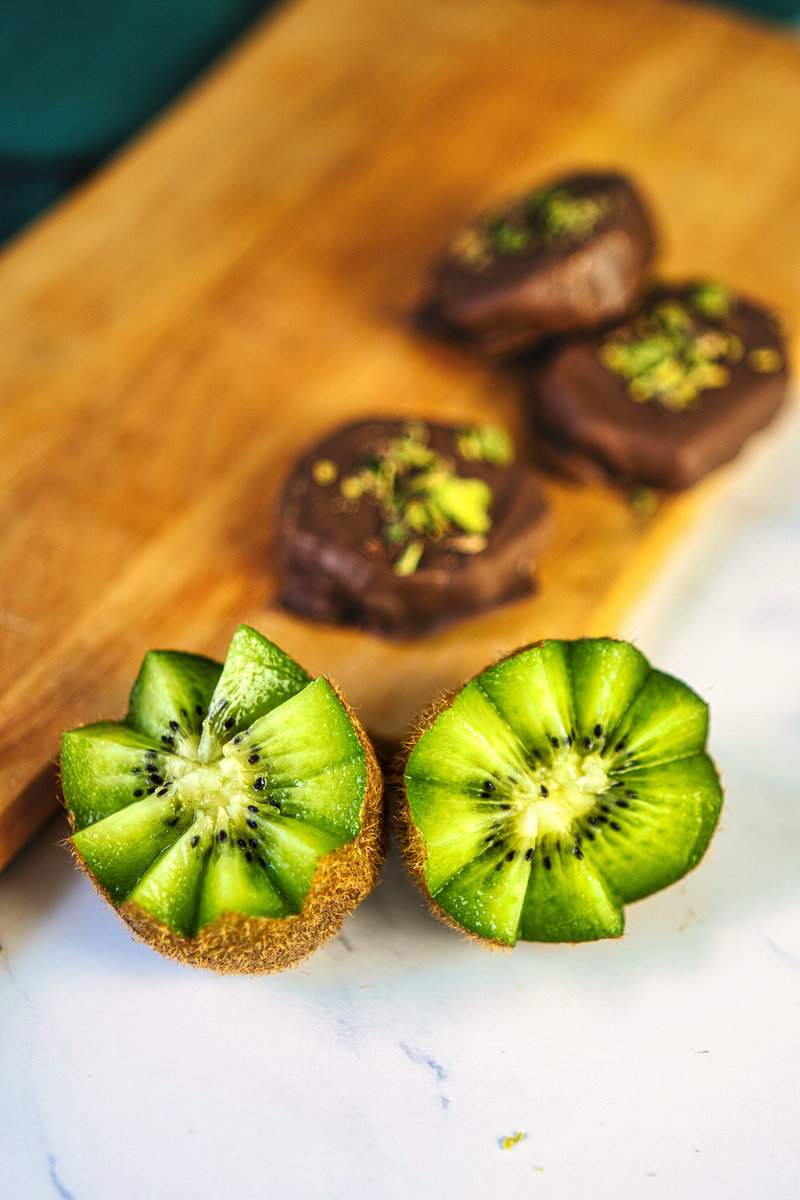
[
  {"x1": 398, "y1": 639, "x2": 722, "y2": 946},
  {"x1": 60, "y1": 625, "x2": 384, "y2": 973}
]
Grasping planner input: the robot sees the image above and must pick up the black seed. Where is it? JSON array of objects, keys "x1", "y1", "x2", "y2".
[
  {"x1": 195, "y1": 704, "x2": 204, "y2": 715},
  {"x1": 525, "y1": 848, "x2": 533, "y2": 861},
  {"x1": 540, "y1": 785, "x2": 549, "y2": 798},
  {"x1": 594, "y1": 724, "x2": 603, "y2": 738},
  {"x1": 247, "y1": 805, "x2": 259, "y2": 813},
  {"x1": 616, "y1": 799, "x2": 629, "y2": 808},
  {"x1": 232, "y1": 735, "x2": 243, "y2": 745},
  {"x1": 247, "y1": 819, "x2": 257, "y2": 829},
  {"x1": 191, "y1": 835, "x2": 200, "y2": 848},
  {"x1": 585, "y1": 830, "x2": 595, "y2": 841},
  {"x1": 611, "y1": 781, "x2": 624, "y2": 788},
  {"x1": 257, "y1": 857, "x2": 267, "y2": 869},
  {"x1": 145, "y1": 750, "x2": 157, "y2": 760},
  {"x1": 218, "y1": 830, "x2": 228, "y2": 843},
  {"x1": 156, "y1": 787, "x2": 170, "y2": 797},
  {"x1": 574, "y1": 846, "x2": 584, "y2": 860},
  {"x1": 245, "y1": 852, "x2": 253, "y2": 863},
  {"x1": 485, "y1": 834, "x2": 494, "y2": 843},
  {"x1": 253, "y1": 777, "x2": 266, "y2": 791},
  {"x1": 600, "y1": 805, "x2": 610, "y2": 814},
  {"x1": 610, "y1": 821, "x2": 622, "y2": 832},
  {"x1": 583, "y1": 737, "x2": 593, "y2": 749},
  {"x1": 615, "y1": 739, "x2": 627, "y2": 752},
  {"x1": 248, "y1": 753, "x2": 260, "y2": 764},
  {"x1": 161, "y1": 735, "x2": 174, "y2": 746},
  {"x1": 500, "y1": 803, "x2": 512, "y2": 811},
  {"x1": 249, "y1": 839, "x2": 258, "y2": 849},
  {"x1": 223, "y1": 717, "x2": 234, "y2": 730},
  {"x1": 588, "y1": 815, "x2": 599, "y2": 826},
  {"x1": 167, "y1": 817, "x2": 179, "y2": 827},
  {"x1": 169, "y1": 720, "x2": 179, "y2": 731},
  {"x1": 270, "y1": 800, "x2": 281, "y2": 811},
  {"x1": 550, "y1": 736, "x2": 560, "y2": 749},
  {"x1": 543, "y1": 856, "x2": 551, "y2": 870},
  {"x1": 565, "y1": 735, "x2": 573, "y2": 747},
  {"x1": 132, "y1": 767, "x2": 141, "y2": 774},
  {"x1": 180, "y1": 708, "x2": 188, "y2": 718},
  {"x1": 506, "y1": 850, "x2": 515, "y2": 862},
  {"x1": 507, "y1": 775, "x2": 517, "y2": 785},
  {"x1": 597, "y1": 815, "x2": 608, "y2": 824},
  {"x1": 483, "y1": 780, "x2": 495, "y2": 792},
  {"x1": 625, "y1": 790, "x2": 637, "y2": 799},
  {"x1": 235, "y1": 838, "x2": 245, "y2": 849},
  {"x1": 556, "y1": 840, "x2": 561, "y2": 852},
  {"x1": 575, "y1": 833, "x2": 583, "y2": 845},
  {"x1": 133, "y1": 789, "x2": 143, "y2": 797},
  {"x1": 147, "y1": 787, "x2": 155, "y2": 795},
  {"x1": 495, "y1": 861, "x2": 503, "y2": 871},
  {"x1": 479, "y1": 790, "x2": 492, "y2": 799},
  {"x1": 148, "y1": 773, "x2": 163, "y2": 785}
]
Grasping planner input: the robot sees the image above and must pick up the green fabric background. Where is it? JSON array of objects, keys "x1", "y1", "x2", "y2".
[
  {"x1": 0, "y1": 1, "x2": 797, "y2": 245},
  {"x1": 0, "y1": 1, "x2": 276, "y2": 243}
]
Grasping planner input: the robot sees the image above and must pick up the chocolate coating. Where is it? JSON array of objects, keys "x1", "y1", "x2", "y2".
[
  {"x1": 430, "y1": 172, "x2": 657, "y2": 358},
  {"x1": 530, "y1": 284, "x2": 789, "y2": 489},
  {"x1": 277, "y1": 420, "x2": 550, "y2": 638}
]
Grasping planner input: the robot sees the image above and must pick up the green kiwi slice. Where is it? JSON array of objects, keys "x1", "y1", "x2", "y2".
[
  {"x1": 61, "y1": 626, "x2": 384, "y2": 973},
  {"x1": 399, "y1": 639, "x2": 722, "y2": 946}
]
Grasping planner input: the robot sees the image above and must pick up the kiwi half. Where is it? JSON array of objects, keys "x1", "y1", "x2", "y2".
[
  {"x1": 398, "y1": 639, "x2": 722, "y2": 946},
  {"x1": 60, "y1": 625, "x2": 384, "y2": 973}
]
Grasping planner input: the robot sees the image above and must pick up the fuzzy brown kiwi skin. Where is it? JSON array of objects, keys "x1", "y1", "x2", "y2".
[
  {"x1": 62, "y1": 680, "x2": 385, "y2": 975},
  {"x1": 394, "y1": 684, "x2": 512, "y2": 952}
]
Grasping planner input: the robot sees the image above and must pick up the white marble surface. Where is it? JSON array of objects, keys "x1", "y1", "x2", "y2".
[{"x1": 2, "y1": 402, "x2": 800, "y2": 1200}]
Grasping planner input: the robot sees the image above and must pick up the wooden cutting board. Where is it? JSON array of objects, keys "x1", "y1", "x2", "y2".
[{"x1": 2, "y1": 0, "x2": 799, "y2": 871}]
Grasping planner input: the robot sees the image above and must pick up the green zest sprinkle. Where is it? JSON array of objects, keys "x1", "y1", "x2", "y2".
[
  {"x1": 436, "y1": 476, "x2": 492, "y2": 534},
  {"x1": 525, "y1": 186, "x2": 610, "y2": 243},
  {"x1": 454, "y1": 184, "x2": 610, "y2": 270},
  {"x1": 485, "y1": 216, "x2": 531, "y2": 255},
  {"x1": 335, "y1": 423, "x2": 505, "y2": 576},
  {"x1": 393, "y1": 540, "x2": 424, "y2": 577},
  {"x1": 312, "y1": 458, "x2": 338, "y2": 486},
  {"x1": 688, "y1": 281, "x2": 732, "y2": 321},
  {"x1": 600, "y1": 292, "x2": 741, "y2": 411},
  {"x1": 628, "y1": 486, "x2": 660, "y2": 516},
  {"x1": 456, "y1": 425, "x2": 515, "y2": 465},
  {"x1": 748, "y1": 346, "x2": 783, "y2": 374}
]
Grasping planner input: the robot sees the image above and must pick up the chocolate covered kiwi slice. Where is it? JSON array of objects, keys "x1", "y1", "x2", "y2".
[
  {"x1": 61, "y1": 625, "x2": 384, "y2": 973},
  {"x1": 399, "y1": 639, "x2": 722, "y2": 945}
]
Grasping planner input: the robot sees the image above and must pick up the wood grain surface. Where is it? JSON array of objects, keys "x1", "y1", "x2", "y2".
[{"x1": 2, "y1": 0, "x2": 799, "y2": 870}]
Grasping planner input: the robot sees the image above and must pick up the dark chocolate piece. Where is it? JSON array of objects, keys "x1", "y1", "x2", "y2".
[
  {"x1": 430, "y1": 172, "x2": 657, "y2": 358},
  {"x1": 277, "y1": 419, "x2": 550, "y2": 638},
  {"x1": 530, "y1": 282, "x2": 789, "y2": 489}
]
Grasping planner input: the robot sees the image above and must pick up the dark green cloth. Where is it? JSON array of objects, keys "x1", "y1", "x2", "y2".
[
  {"x1": 0, "y1": 1, "x2": 276, "y2": 243},
  {"x1": 709, "y1": 0, "x2": 800, "y2": 19}
]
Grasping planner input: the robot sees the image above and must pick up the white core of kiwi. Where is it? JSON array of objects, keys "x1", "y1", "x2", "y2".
[{"x1": 510, "y1": 748, "x2": 610, "y2": 844}]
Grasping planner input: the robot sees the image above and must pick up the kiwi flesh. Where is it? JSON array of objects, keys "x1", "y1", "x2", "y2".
[
  {"x1": 60, "y1": 625, "x2": 384, "y2": 973},
  {"x1": 398, "y1": 639, "x2": 722, "y2": 946}
]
